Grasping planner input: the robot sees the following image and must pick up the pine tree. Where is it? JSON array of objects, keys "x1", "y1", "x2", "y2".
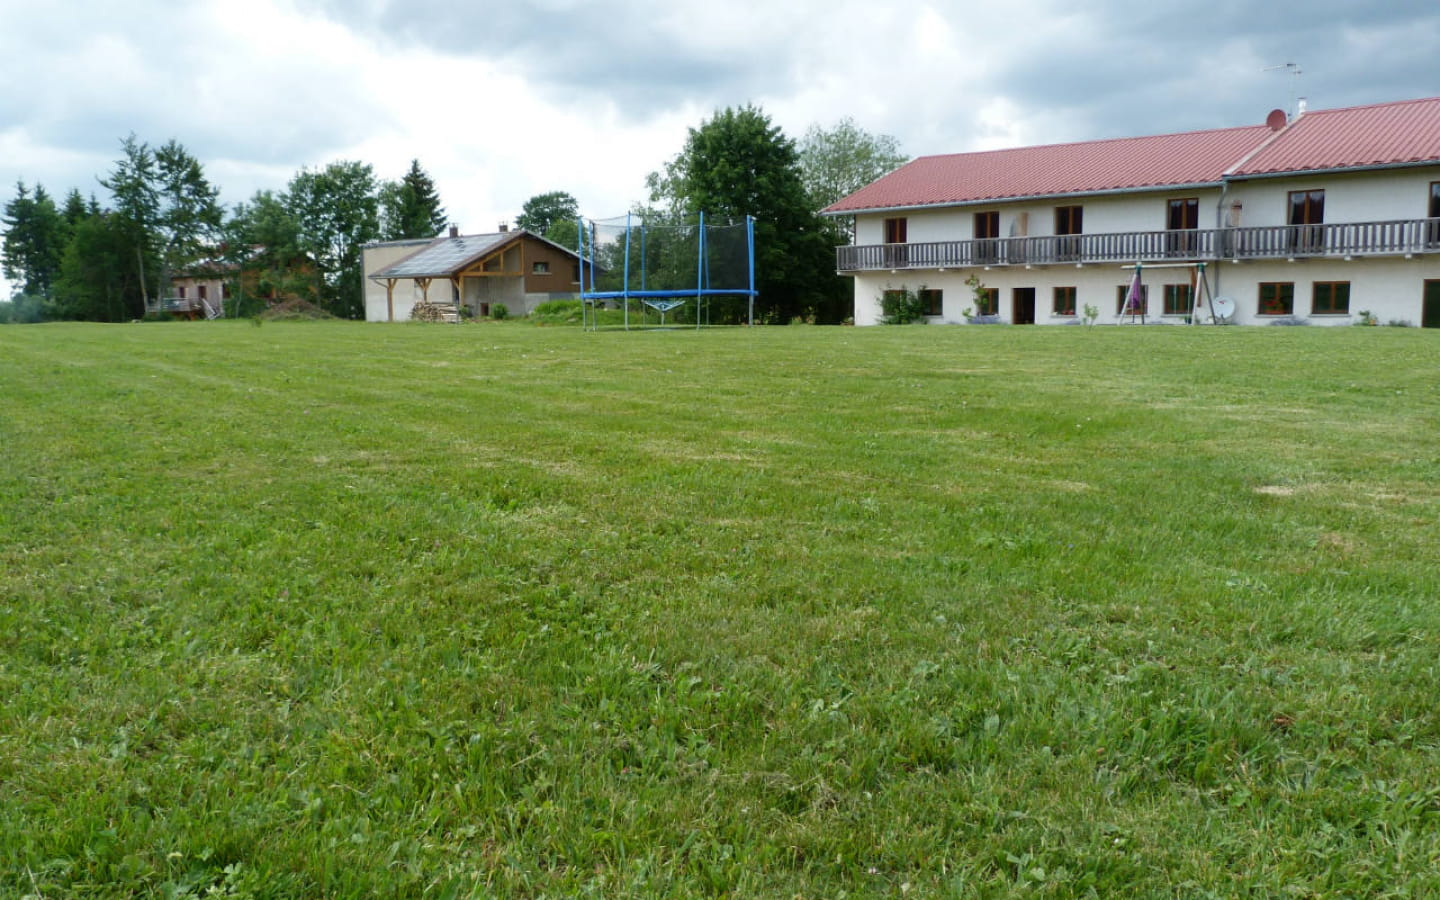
[
  {"x1": 2, "y1": 181, "x2": 67, "y2": 299},
  {"x1": 379, "y1": 159, "x2": 446, "y2": 240}
]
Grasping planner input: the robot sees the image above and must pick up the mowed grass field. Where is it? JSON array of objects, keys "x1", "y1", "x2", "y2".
[{"x1": 2, "y1": 320, "x2": 1439, "y2": 898}]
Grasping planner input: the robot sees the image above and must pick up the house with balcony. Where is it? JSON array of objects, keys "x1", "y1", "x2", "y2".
[{"x1": 825, "y1": 96, "x2": 1440, "y2": 327}]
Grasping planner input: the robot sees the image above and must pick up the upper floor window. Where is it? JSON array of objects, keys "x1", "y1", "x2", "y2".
[
  {"x1": 1288, "y1": 190, "x2": 1325, "y2": 225},
  {"x1": 1167, "y1": 198, "x2": 1199, "y2": 230},
  {"x1": 974, "y1": 211, "x2": 999, "y2": 239},
  {"x1": 532, "y1": 261, "x2": 550, "y2": 275},
  {"x1": 883, "y1": 217, "x2": 907, "y2": 244},
  {"x1": 177, "y1": 285, "x2": 186, "y2": 298},
  {"x1": 1430, "y1": 182, "x2": 1440, "y2": 218},
  {"x1": 198, "y1": 284, "x2": 208, "y2": 300},
  {"x1": 1055, "y1": 206, "x2": 1083, "y2": 235}
]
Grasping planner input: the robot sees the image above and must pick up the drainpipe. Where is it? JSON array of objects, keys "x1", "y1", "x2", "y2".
[{"x1": 1213, "y1": 180, "x2": 1228, "y2": 300}]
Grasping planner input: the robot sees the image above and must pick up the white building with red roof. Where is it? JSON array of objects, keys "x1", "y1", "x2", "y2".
[{"x1": 825, "y1": 96, "x2": 1440, "y2": 327}]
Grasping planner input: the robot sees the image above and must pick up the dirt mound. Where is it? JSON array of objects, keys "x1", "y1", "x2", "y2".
[{"x1": 260, "y1": 298, "x2": 335, "y2": 321}]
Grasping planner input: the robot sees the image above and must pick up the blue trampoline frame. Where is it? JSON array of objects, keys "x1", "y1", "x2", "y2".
[{"x1": 576, "y1": 212, "x2": 758, "y2": 330}]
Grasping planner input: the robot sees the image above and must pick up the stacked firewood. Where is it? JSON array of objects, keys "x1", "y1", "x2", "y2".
[{"x1": 410, "y1": 301, "x2": 461, "y2": 323}]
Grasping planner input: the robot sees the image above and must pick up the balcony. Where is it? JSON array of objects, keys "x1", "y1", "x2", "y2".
[{"x1": 836, "y1": 218, "x2": 1440, "y2": 272}]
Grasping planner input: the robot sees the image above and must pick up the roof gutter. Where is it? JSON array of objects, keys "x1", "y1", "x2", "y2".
[
  {"x1": 820, "y1": 181, "x2": 1225, "y2": 217},
  {"x1": 1224, "y1": 158, "x2": 1440, "y2": 182}
]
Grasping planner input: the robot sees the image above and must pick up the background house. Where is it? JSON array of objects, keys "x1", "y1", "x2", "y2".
[
  {"x1": 826, "y1": 96, "x2": 1440, "y2": 327},
  {"x1": 363, "y1": 227, "x2": 582, "y2": 321}
]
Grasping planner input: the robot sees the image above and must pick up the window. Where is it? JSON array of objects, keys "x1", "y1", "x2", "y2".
[
  {"x1": 974, "y1": 211, "x2": 999, "y2": 263},
  {"x1": 1055, "y1": 205, "x2": 1083, "y2": 261},
  {"x1": 1162, "y1": 284, "x2": 1193, "y2": 316},
  {"x1": 1288, "y1": 189, "x2": 1325, "y2": 253},
  {"x1": 1428, "y1": 183, "x2": 1440, "y2": 246},
  {"x1": 883, "y1": 217, "x2": 908, "y2": 267},
  {"x1": 177, "y1": 285, "x2": 186, "y2": 298},
  {"x1": 1167, "y1": 198, "x2": 1199, "y2": 230},
  {"x1": 919, "y1": 289, "x2": 943, "y2": 317},
  {"x1": 1312, "y1": 281, "x2": 1350, "y2": 315},
  {"x1": 976, "y1": 287, "x2": 998, "y2": 317},
  {"x1": 1166, "y1": 198, "x2": 1199, "y2": 256},
  {"x1": 1053, "y1": 286, "x2": 1077, "y2": 316},
  {"x1": 1055, "y1": 206, "x2": 1083, "y2": 235},
  {"x1": 1116, "y1": 284, "x2": 1148, "y2": 316},
  {"x1": 197, "y1": 284, "x2": 208, "y2": 300},
  {"x1": 532, "y1": 261, "x2": 550, "y2": 275},
  {"x1": 1258, "y1": 282, "x2": 1294, "y2": 316},
  {"x1": 1288, "y1": 190, "x2": 1325, "y2": 225}
]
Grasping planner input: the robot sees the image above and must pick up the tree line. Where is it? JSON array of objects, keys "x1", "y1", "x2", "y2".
[{"x1": 2, "y1": 110, "x2": 904, "y2": 324}]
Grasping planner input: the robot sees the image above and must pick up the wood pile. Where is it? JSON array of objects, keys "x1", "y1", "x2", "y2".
[{"x1": 410, "y1": 301, "x2": 462, "y2": 323}]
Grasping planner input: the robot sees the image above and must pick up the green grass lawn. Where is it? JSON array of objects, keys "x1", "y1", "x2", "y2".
[{"x1": 2, "y1": 320, "x2": 1438, "y2": 898}]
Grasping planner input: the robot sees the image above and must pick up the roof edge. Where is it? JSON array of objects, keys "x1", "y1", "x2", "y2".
[{"x1": 822, "y1": 181, "x2": 1226, "y2": 217}]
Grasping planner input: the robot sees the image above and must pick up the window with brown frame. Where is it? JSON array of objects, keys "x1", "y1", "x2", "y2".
[
  {"x1": 198, "y1": 284, "x2": 208, "y2": 300},
  {"x1": 1311, "y1": 281, "x2": 1350, "y2": 315},
  {"x1": 919, "y1": 289, "x2": 943, "y2": 317},
  {"x1": 974, "y1": 211, "x2": 999, "y2": 263},
  {"x1": 177, "y1": 286, "x2": 186, "y2": 298},
  {"x1": 1053, "y1": 286, "x2": 1077, "y2": 316},
  {"x1": 1116, "y1": 284, "x2": 1148, "y2": 316},
  {"x1": 883, "y1": 217, "x2": 908, "y2": 243},
  {"x1": 1258, "y1": 282, "x2": 1294, "y2": 316},
  {"x1": 1287, "y1": 189, "x2": 1325, "y2": 253},
  {"x1": 1055, "y1": 206, "x2": 1083, "y2": 261},
  {"x1": 1162, "y1": 284, "x2": 1193, "y2": 316},
  {"x1": 1428, "y1": 183, "x2": 1440, "y2": 246},
  {"x1": 975, "y1": 287, "x2": 998, "y2": 317}
]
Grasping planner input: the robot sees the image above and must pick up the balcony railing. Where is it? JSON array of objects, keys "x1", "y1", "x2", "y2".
[{"x1": 836, "y1": 218, "x2": 1440, "y2": 272}]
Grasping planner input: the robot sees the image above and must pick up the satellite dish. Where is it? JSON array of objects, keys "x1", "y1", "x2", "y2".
[
  {"x1": 1265, "y1": 108, "x2": 1288, "y2": 131},
  {"x1": 1212, "y1": 296, "x2": 1236, "y2": 319}
]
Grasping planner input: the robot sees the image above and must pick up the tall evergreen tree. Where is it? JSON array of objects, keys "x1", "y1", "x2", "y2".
[
  {"x1": 98, "y1": 134, "x2": 162, "y2": 309},
  {"x1": 155, "y1": 139, "x2": 224, "y2": 279},
  {"x1": 2, "y1": 181, "x2": 67, "y2": 300},
  {"x1": 378, "y1": 159, "x2": 446, "y2": 240},
  {"x1": 53, "y1": 211, "x2": 138, "y2": 321}
]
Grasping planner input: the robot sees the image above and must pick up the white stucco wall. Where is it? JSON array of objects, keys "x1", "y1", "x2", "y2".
[{"x1": 852, "y1": 256, "x2": 1440, "y2": 327}]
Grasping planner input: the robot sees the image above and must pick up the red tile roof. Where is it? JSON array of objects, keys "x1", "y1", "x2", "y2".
[
  {"x1": 1230, "y1": 96, "x2": 1440, "y2": 176},
  {"x1": 824, "y1": 96, "x2": 1440, "y2": 214}
]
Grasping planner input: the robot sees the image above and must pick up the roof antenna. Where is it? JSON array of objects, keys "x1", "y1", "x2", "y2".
[{"x1": 1262, "y1": 62, "x2": 1304, "y2": 120}]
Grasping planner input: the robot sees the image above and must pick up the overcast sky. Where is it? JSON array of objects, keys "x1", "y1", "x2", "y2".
[{"x1": 2, "y1": 0, "x2": 1439, "y2": 297}]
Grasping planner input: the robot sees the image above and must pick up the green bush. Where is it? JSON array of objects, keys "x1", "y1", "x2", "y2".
[
  {"x1": 531, "y1": 299, "x2": 584, "y2": 324},
  {"x1": 879, "y1": 286, "x2": 927, "y2": 324},
  {"x1": 490, "y1": 303, "x2": 509, "y2": 320}
]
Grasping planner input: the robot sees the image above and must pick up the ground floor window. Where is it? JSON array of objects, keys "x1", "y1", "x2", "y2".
[
  {"x1": 1116, "y1": 284, "x2": 1148, "y2": 316},
  {"x1": 1162, "y1": 284, "x2": 1193, "y2": 316},
  {"x1": 1053, "y1": 286, "x2": 1076, "y2": 316},
  {"x1": 1258, "y1": 282, "x2": 1294, "y2": 316},
  {"x1": 919, "y1": 289, "x2": 943, "y2": 316},
  {"x1": 976, "y1": 287, "x2": 998, "y2": 317},
  {"x1": 1311, "y1": 281, "x2": 1350, "y2": 315}
]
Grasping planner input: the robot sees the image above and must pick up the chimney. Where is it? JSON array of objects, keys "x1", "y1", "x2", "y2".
[
  {"x1": 1296, "y1": 97, "x2": 1307, "y2": 118},
  {"x1": 448, "y1": 224, "x2": 459, "y2": 239},
  {"x1": 498, "y1": 221, "x2": 509, "y2": 233}
]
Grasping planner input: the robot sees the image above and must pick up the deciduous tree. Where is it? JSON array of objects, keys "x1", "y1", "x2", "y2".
[
  {"x1": 516, "y1": 191, "x2": 579, "y2": 236},
  {"x1": 286, "y1": 161, "x2": 380, "y2": 318},
  {"x1": 649, "y1": 105, "x2": 836, "y2": 323}
]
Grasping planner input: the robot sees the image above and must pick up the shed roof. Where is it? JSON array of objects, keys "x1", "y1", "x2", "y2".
[{"x1": 370, "y1": 232, "x2": 520, "y2": 280}]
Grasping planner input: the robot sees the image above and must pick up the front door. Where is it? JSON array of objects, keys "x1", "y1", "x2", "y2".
[
  {"x1": 1424, "y1": 280, "x2": 1440, "y2": 328},
  {"x1": 1013, "y1": 287, "x2": 1036, "y2": 325}
]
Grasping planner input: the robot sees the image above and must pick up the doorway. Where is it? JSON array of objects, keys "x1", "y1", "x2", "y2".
[
  {"x1": 1424, "y1": 280, "x2": 1440, "y2": 328},
  {"x1": 1013, "y1": 287, "x2": 1036, "y2": 325}
]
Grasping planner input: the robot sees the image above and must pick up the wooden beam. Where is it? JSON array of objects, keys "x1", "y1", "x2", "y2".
[{"x1": 385, "y1": 278, "x2": 397, "y2": 322}]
